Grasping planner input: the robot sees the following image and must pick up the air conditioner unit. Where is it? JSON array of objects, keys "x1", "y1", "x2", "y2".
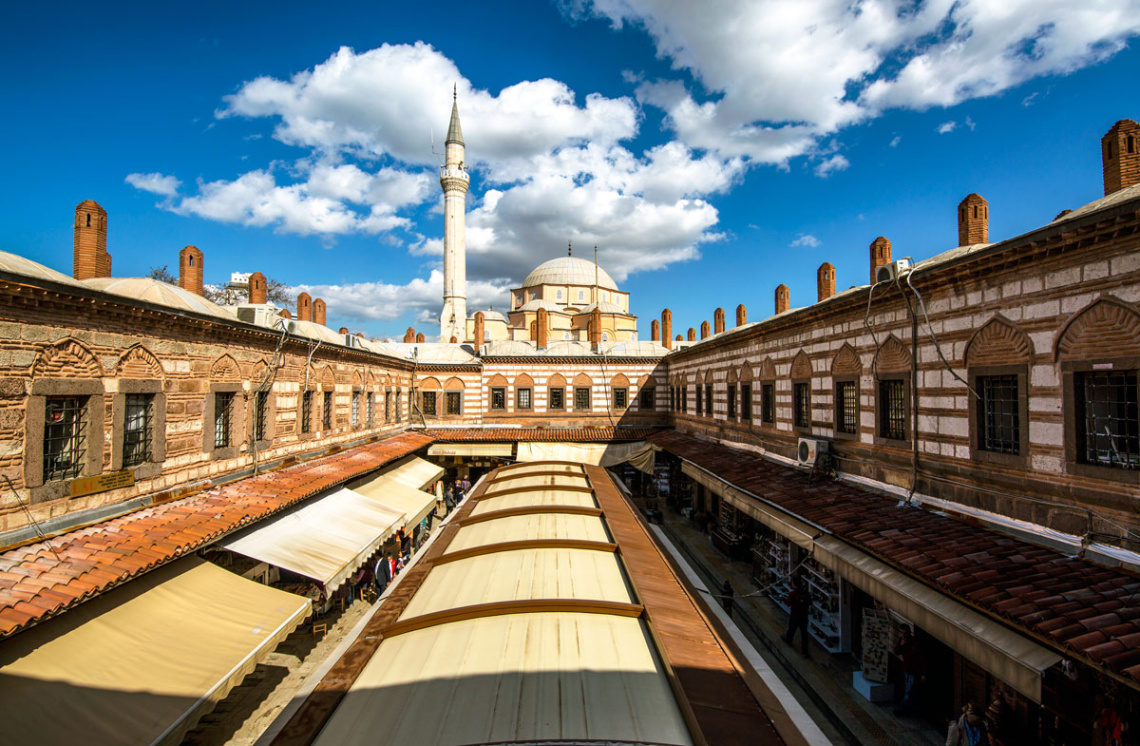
[
  {"x1": 797, "y1": 437, "x2": 829, "y2": 467},
  {"x1": 874, "y1": 258, "x2": 912, "y2": 284},
  {"x1": 235, "y1": 304, "x2": 283, "y2": 329}
]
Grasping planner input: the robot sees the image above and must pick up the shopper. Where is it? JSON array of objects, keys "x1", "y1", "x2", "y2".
[
  {"x1": 895, "y1": 625, "x2": 925, "y2": 717},
  {"x1": 720, "y1": 579, "x2": 734, "y2": 618},
  {"x1": 946, "y1": 702, "x2": 988, "y2": 746},
  {"x1": 783, "y1": 577, "x2": 810, "y2": 656}
]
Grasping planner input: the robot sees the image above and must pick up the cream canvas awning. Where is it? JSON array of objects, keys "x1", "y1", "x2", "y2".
[
  {"x1": 0, "y1": 557, "x2": 310, "y2": 746},
  {"x1": 516, "y1": 441, "x2": 656, "y2": 473},
  {"x1": 382, "y1": 455, "x2": 445, "y2": 490},
  {"x1": 353, "y1": 475, "x2": 439, "y2": 528},
  {"x1": 428, "y1": 443, "x2": 514, "y2": 458},
  {"x1": 217, "y1": 486, "x2": 403, "y2": 592}
]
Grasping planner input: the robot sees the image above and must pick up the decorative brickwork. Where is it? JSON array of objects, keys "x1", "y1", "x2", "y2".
[
  {"x1": 958, "y1": 193, "x2": 989, "y2": 246},
  {"x1": 178, "y1": 246, "x2": 203, "y2": 296},
  {"x1": 736, "y1": 304, "x2": 747, "y2": 326},
  {"x1": 1102, "y1": 119, "x2": 1140, "y2": 196},
  {"x1": 115, "y1": 344, "x2": 163, "y2": 379},
  {"x1": 248, "y1": 272, "x2": 267, "y2": 304},
  {"x1": 757, "y1": 357, "x2": 776, "y2": 381},
  {"x1": 817, "y1": 262, "x2": 836, "y2": 302},
  {"x1": 965, "y1": 317, "x2": 1033, "y2": 367},
  {"x1": 1056, "y1": 297, "x2": 1140, "y2": 361},
  {"x1": 874, "y1": 334, "x2": 911, "y2": 374},
  {"x1": 714, "y1": 307, "x2": 725, "y2": 334},
  {"x1": 870, "y1": 236, "x2": 891, "y2": 285},
  {"x1": 31, "y1": 339, "x2": 102, "y2": 379},
  {"x1": 831, "y1": 343, "x2": 863, "y2": 376},
  {"x1": 790, "y1": 350, "x2": 813, "y2": 380},
  {"x1": 209, "y1": 354, "x2": 242, "y2": 382},
  {"x1": 775, "y1": 284, "x2": 790, "y2": 315}
]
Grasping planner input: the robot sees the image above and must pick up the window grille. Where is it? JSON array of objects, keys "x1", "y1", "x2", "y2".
[
  {"x1": 836, "y1": 381, "x2": 858, "y2": 434},
  {"x1": 741, "y1": 384, "x2": 752, "y2": 421},
  {"x1": 681, "y1": 386, "x2": 687, "y2": 412},
  {"x1": 446, "y1": 391, "x2": 462, "y2": 415},
  {"x1": 1078, "y1": 370, "x2": 1139, "y2": 470},
  {"x1": 384, "y1": 391, "x2": 391, "y2": 422},
  {"x1": 696, "y1": 385, "x2": 703, "y2": 415},
  {"x1": 761, "y1": 384, "x2": 775, "y2": 423},
  {"x1": 977, "y1": 375, "x2": 1019, "y2": 454},
  {"x1": 254, "y1": 391, "x2": 269, "y2": 441},
  {"x1": 793, "y1": 383, "x2": 810, "y2": 428},
  {"x1": 395, "y1": 390, "x2": 402, "y2": 422},
  {"x1": 550, "y1": 387, "x2": 565, "y2": 410},
  {"x1": 43, "y1": 396, "x2": 86, "y2": 481},
  {"x1": 352, "y1": 391, "x2": 360, "y2": 427},
  {"x1": 517, "y1": 388, "x2": 532, "y2": 410},
  {"x1": 490, "y1": 387, "x2": 506, "y2": 410},
  {"x1": 639, "y1": 387, "x2": 655, "y2": 410},
  {"x1": 422, "y1": 391, "x2": 437, "y2": 416},
  {"x1": 323, "y1": 391, "x2": 332, "y2": 430},
  {"x1": 366, "y1": 393, "x2": 373, "y2": 425},
  {"x1": 705, "y1": 384, "x2": 713, "y2": 416},
  {"x1": 301, "y1": 391, "x2": 313, "y2": 433},
  {"x1": 613, "y1": 387, "x2": 628, "y2": 409},
  {"x1": 214, "y1": 392, "x2": 233, "y2": 449},
  {"x1": 727, "y1": 386, "x2": 737, "y2": 419},
  {"x1": 122, "y1": 394, "x2": 153, "y2": 467},
  {"x1": 575, "y1": 387, "x2": 591, "y2": 410},
  {"x1": 879, "y1": 379, "x2": 906, "y2": 440}
]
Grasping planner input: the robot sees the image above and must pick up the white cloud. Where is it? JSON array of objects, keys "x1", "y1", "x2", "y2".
[
  {"x1": 790, "y1": 234, "x2": 820, "y2": 248},
  {"x1": 937, "y1": 121, "x2": 958, "y2": 135},
  {"x1": 1022, "y1": 92, "x2": 1039, "y2": 107},
  {"x1": 889, "y1": 136, "x2": 901, "y2": 148},
  {"x1": 125, "y1": 172, "x2": 181, "y2": 197},
  {"x1": 814, "y1": 154, "x2": 849, "y2": 178},
  {"x1": 965, "y1": 115, "x2": 976, "y2": 132}
]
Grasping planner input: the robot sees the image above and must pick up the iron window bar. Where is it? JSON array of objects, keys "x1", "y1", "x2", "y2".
[
  {"x1": 43, "y1": 396, "x2": 86, "y2": 482},
  {"x1": 214, "y1": 392, "x2": 234, "y2": 449},
  {"x1": 978, "y1": 375, "x2": 1020, "y2": 454},
  {"x1": 122, "y1": 394, "x2": 153, "y2": 467},
  {"x1": 1081, "y1": 370, "x2": 1139, "y2": 470},
  {"x1": 836, "y1": 381, "x2": 858, "y2": 434}
]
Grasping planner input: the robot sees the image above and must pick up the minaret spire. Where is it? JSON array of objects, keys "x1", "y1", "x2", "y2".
[{"x1": 439, "y1": 89, "x2": 470, "y2": 342}]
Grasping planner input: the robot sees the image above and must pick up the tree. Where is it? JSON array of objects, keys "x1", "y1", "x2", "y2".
[
  {"x1": 147, "y1": 265, "x2": 177, "y2": 285},
  {"x1": 201, "y1": 275, "x2": 295, "y2": 307},
  {"x1": 265, "y1": 277, "x2": 294, "y2": 306}
]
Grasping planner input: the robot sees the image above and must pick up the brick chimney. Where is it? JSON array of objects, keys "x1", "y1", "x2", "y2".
[
  {"x1": 661, "y1": 309, "x2": 673, "y2": 350},
  {"x1": 278, "y1": 308, "x2": 291, "y2": 320},
  {"x1": 817, "y1": 262, "x2": 836, "y2": 302},
  {"x1": 775, "y1": 284, "x2": 790, "y2": 315},
  {"x1": 651, "y1": 319, "x2": 660, "y2": 342},
  {"x1": 957, "y1": 194, "x2": 989, "y2": 246},
  {"x1": 736, "y1": 304, "x2": 747, "y2": 326},
  {"x1": 698, "y1": 323, "x2": 708, "y2": 340},
  {"x1": 179, "y1": 245, "x2": 204, "y2": 296},
  {"x1": 248, "y1": 272, "x2": 267, "y2": 304},
  {"x1": 296, "y1": 292, "x2": 312, "y2": 322},
  {"x1": 73, "y1": 200, "x2": 110, "y2": 280},
  {"x1": 1102, "y1": 119, "x2": 1139, "y2": 196},
  {"x1": 403, "y1": 326, "x2": 416, "y2": 343},
  {"x1": 449, "y1": 336, "x2": 458, "y2": 343},
  {"x1": 416, "y1": 332, "x2": 425, "y2": 344},
  {"x1": 675, "y1": 334, "x2": 683, "y2": 342},
  {"x1": 590, "y1": 308, "x2": 602, "y2": 350},
  {"x1": 338, "y1": 326, "x2": 349, "y2": 334},
  {"x1": 313, "y1": 298, "x2": 327, "y2": 326},
  {"x1": 529, "y1": 320, "x2": 537, "y2": 341},
  {"x1": 870, "y1": 237, "x2": 892, "y2": 285},
  {"x1": 714, "y1": 307, "x2": 725, "y2": 334},
  {"x1": 536, "y1": 307, "x2": 549, "y2": 349},
  {"x1": 473, "y1": 312, "x2": 485, "y2": 346}
]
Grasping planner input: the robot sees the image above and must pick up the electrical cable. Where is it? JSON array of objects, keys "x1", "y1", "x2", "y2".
[
  {"x1": 904, "y1": 270, "x2": 979, "y2": 399},
  {"x1": 2, "y1": 474, "x2": 64, "y2": 562}
]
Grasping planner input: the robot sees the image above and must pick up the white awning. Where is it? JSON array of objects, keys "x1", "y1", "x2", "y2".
[
  {"x1": 353, "y1": 475, "x2": 439, "y2": 529},
  {"x1": 382, "y1": 455, "x2": 445, "y2": 490},
  {"x1": 0, "y1": 557, "x2": 310, "y2": 746},
  {"x1": 217, "y1": 487, "x2": 403, "y2": 592},
  {"x1": 428, "y1": 443, "x2": 515, "y2": 458},
  {"x1": 516, "y1": 441, "x2": 655, "y2": 473}
]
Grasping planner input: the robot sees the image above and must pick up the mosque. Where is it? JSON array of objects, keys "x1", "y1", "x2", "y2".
[{"x1": 437, "y1": 95, "x2": 639, "y2": 346}]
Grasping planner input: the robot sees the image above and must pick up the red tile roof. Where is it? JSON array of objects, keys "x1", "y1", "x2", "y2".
[
  {"x1": 0, "y1": 432, "x2": 433, "y2": 639},
  {"x1": 425, "y1": 426, "x2": 662, "y2": 441},
  {"x1": 649, "y1": 431, "x2": 1140, "y2": 687}
]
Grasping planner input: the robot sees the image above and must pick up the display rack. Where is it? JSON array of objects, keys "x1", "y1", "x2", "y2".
[{"x1": 802, "y1": 558, "x2": 851, "y2": 653}]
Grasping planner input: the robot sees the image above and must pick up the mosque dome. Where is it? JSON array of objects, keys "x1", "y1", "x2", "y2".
[
  {"x1": 516, "y1": 299, "x2": 565, "y2": 313},
  {"x1": 576, "y1": 301, "x2": 627, "y2": 315},
  {"x1": 521, "y1": 257, "x2": 619, "y2": 291}
]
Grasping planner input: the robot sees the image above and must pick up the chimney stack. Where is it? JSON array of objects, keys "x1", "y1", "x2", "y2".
[
  {"x1": 278, "y1": 308, "x2": 291, "y2": 320},
  {"x1": 416, "y1": 332, "x2": 425, "y2": 344},
  {"x1": 248, "y1": 272, "x2": 267, "y2": 304},
  {"x1": 698, "y1": 323, "x2": 708, "y2": 340},
  {"x1": 338, "y1": 326, "x2": 349, "y2": 334},
  {"x1": 73, "y1": 200, "x2": 110, "y2": 280},
  {"x1": 651, "y1": 319, "x2": 660, "y2": 342},
  {"x1": 403, "y1": 327, "x2": 416, "y2": 343},
  {"x1": 736, "y1": 304, "x2": 747, "y2": 326},
  {"x1": 775, "y1": 284, "x2": 790, "y2": 315},
  {"x1": 313, "y1": 298, "x2": 327, "y2": 326},
  {"x1": 1103, "y1": 119, "x2": 1140, "y2": 196},
  {"x1": 870, "y1": 237, "x2": 892, "y2": 285},
  {"x1": 529, "y1": 321, "x2": 537, "y2": 341},
  {"x1": 714, "y1": 307, "x2": 725, "y2": 334},
  {"x1": 296, "y1": 292, "x2": 312, "y2": 322},
  {"x1": 817, "y1": 262, "x2": 836, "y2": 302},
  {"x1": 179, "y1": 245, "x2": 204, "y2": 296},
  {"x1": 661, "y1": 309, "x2": 673, "y2": 350},
  {"x1": 536, "y1": 307, "x2": 549, "y2": 348},
  {"x1": 957, "y1": 194, "x2": 989, "y2": 246},
  {"x1": 590, "y1": 308, "x2": 602, "y2": 350},
  {"x1": 473, "y1": 312, "x2": 485, "y2": 347}
]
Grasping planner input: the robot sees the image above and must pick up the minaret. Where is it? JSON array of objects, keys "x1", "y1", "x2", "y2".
[{"x1": 439, "y1": 87, "x2": 470, "y2": 343}]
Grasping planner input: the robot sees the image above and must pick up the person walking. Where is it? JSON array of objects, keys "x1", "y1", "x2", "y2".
[
  {"x1": 784, "y1": 577, "x2": 810, "y2": 656},
  {"x1": 720, "y1": 579, "x2": 734, "y2": 618},
  {"x1": 895, "y1": 625, "x2": 926, "y2": 716},
  {"x1": 374, "y1": 553, "x2": 391, "y2": 596},
  {"x1": 946, "y1": 702, "x2": 989, "y2": 745}
]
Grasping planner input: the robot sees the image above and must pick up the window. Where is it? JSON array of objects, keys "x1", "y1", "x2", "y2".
[
  {"x1": 614, "y1": 387, "x2": 628, "y2": 409},
  {"x1": 351, "y1": 390, "x2": 360, "y2": 427},
  {"x1": 681, "y1": 385, "x2": 687, "y2": 413},
  {"x1": 727, "y1": 386, "x2": 737, "y2": 419},
  {"x1": 395, "y1": 390, "x2": 402, "y2": 422},
  {"x1": 835, "y1": 380, "x2": 858, "y2": 435},
  {"x1": 705, "y1": 384, "x2": 713, "y2": 416},
  {"x1": 422, "y1": 391, "x2": 438, "y2": 416},
  {"x1": 491, "y1": 387, "x2": 506, "y2": 410},
  {"x1": 446, "y1": 391, "x2": 462, "y2": 416},
  {"x1": 301, "y1": 391, "x2": 313, "y2": 433},
  {"x1": 639, "y1": 387, "x2": 655, "y2": 410},
  {"x1": 741, "y1": 383, "x2": 752, "y2": 421},
  {"x1": 253, "y1": 390, "x2": 269, "y2": 441},
  {"x1": 214, "y1": 392, "x2": 234, "y2": 449},
  {"x1": 793, "y1": 383, "x2": 810, "y2": 429},
  {"x1": 878, "y1": 378, "x2": 907, "y2": 441},
  {"x1": 556, "y1": 289, "x2": 563, "y2": 301},
  {"x1": 977, "y1": 375, "x2": 1019, "y2": 454},
  {"x1": 578, "y1": 290, "x2": 585, "y2": 301},
  {"x1": 43, "y1": 396, "x2": 87, "y2": 482},
  {"x1": 575, "y1": 387, "x2": 591, "y2": 410},
  {"x1": 696, "y1": 385, "x2": 703, "y2": 415},
  {"x1": 549, "y1": 387, "x2": 565, "y2": 410},
  {"x1": 323, "y1": 391, "x2": 332, "y2": 430},
  {"x1": 366, "y1": 393, "x2": 374, "y2": 426},
  {"x1": 760, "y1": 384, "x2": 775, "y2": 424},
  {"x1": 517, "y1": 387, "x2": 532, "y2": 410},
  {"x1": 384, "y1": 391, "x2": 392, "y2": 422},
  {"x1": 1076, "y1": 370, "x2": 1138, "y2": 470},
  {"x1": 122, "y1": 394, "x2": 153, "y2": 468}
]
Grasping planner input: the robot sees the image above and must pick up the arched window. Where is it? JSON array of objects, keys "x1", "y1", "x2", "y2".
[
  {"x1": 601, "y1": 332, "x2": 610, "y2": 342},
  {"x1": 577, "y1": 289, "x2": 585, "y2": 301},
  {"x1": 556, "y1": 289, "x2": 563, "y2": 300}
]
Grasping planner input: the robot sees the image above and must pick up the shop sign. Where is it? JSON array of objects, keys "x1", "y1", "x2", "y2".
[
  {"x1": 861, "y1": 608, "x2": 891, "y2": 683},
  {"x1": 69, "y1": 470, "x2": 134, "y2": 499}
]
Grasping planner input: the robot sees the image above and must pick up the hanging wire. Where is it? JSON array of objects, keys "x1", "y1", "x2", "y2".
[
  {"x1": 2, "y1": 474, "x2": 64, "y2": 563},
  {"x1": 904, "y1": 270, "x2": 979, "y2": 399}
]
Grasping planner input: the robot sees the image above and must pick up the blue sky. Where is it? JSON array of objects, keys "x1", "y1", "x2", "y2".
[{"x1": 2, "y1": 1, "x2": 1138, "y2": 339}]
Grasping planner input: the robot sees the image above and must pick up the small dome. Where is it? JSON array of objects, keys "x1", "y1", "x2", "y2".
[
  {"x1": 516, "y1": 299, "x2": 565, "y2": 313},
  {"x1": 83, "y1": 277, "x2": 234, "y2": 320},
  {"x1": 483, "y1": 340, "x2": 537, "y2": 356},
  {"x1": 576, "y1": 301, "x2": 627, "y2": 315},
  {"x1": 521, "y1": 257, "x2": 619, "y2": 291},
  {"x1": 0, "y1": 250, "x2": 87, "y2": 288}
]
